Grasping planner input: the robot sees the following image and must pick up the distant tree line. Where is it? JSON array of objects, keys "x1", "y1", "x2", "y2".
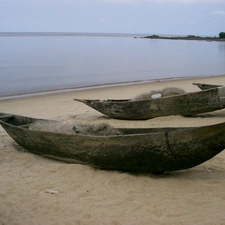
[{"x1": 219, "y1": 32, "x2": 225, "y2": 38}]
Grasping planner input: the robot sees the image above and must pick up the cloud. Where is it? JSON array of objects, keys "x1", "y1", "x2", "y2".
[
  {"x1": 4, "y1": 0, "x2": 223, "y2": 3},
  {"x1": 2, "y1": 0, "x2": 224, "y2": 4},
  {"x1": 157, "y1": 0, "x2": 223, "y2": 2},
  {"x1": 97, "y1": 0, "x2": 223, "y2": 3},
  {"x1": 97, "y1": 0, "x2": 131, "y2": 3},
  {"x1": 100, "y1": 18, "x2": 106, "y2": 22},
  {"x1": 211, "y1": 10, "x2": 225, "y2": 15}
]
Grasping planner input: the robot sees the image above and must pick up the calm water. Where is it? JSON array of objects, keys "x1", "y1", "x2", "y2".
[{"x1": 0, "y1": 33, "x2": 225, "y2": 97}]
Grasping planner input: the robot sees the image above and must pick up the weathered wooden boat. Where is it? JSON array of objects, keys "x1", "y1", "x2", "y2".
[
  {"x1": 1, "y1": 112, "x2": 225, "y2": 173},
  {"x1": 74, "y1": 86, "x2": 225, "y2": 120},
  {"x1": 193, "y1": 82, "x2": 222, "y2": 90}
]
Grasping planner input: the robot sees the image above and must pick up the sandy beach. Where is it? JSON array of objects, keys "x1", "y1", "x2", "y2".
[{"x1": 1, "y1": 75, "x2": 225, "y2": 225}]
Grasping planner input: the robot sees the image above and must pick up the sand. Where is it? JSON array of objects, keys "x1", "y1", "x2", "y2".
[{"x1": 1, "y1": 75, "x2": 225, "y2": 225}]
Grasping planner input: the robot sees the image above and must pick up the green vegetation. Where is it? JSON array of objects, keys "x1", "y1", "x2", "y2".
[
  {"x1": 143, "y1": 34, "x2": 225, "y2": 41},
  {"x1": 219, "y1": 32, "x2": 225, "y2": 38}
]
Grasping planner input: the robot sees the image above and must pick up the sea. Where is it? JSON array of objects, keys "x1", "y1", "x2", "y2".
[{"x1": 0, "y1": 32, "x2": 225, "y2": 98}]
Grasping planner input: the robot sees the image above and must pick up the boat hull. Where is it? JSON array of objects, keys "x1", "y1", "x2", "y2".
[
  {"x1": 74, "y1": 87, "x2": 225, "y2": 120},
  {"x1": 193, "y1": 83, "x2": 222, "y2": 90},
  {"x1": 1, "y1": 113, "x2": 225, "y2": 173}
]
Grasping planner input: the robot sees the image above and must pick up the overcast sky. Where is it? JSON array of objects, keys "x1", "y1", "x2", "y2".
[{"x1": 1, "y1": 0, "x2": 225, "y2": 36}]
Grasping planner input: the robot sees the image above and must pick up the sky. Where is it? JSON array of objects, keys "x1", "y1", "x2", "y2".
[{"x1": 1, "y1": 0, "x2": 225, "y2": 36}]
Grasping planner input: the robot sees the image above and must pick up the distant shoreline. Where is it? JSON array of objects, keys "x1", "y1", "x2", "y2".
[
  {"x1": 1, "y1": 32, "x2": 225, "y2": 41},
  {"x1": 142, "y1": 35, "x2": 225, "y2": 42}
]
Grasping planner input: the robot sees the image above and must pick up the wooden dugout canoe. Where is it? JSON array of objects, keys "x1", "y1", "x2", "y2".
[
  {"x1": 74, "y1": 86, "x2": 225, "y2": 120},
  {"x1": 193, "y1": 82, "x2": 223, "y2": 90},
  {"x1": 0, "y1": 113, "x2": 225, "y2": 173}
]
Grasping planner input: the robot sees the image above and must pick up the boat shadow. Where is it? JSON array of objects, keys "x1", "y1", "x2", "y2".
[
  {"x1": 126, "y1": 167, "x2": 225, "y2": 180},
  {"x1": 185, "y1": 109, "x2": 225, "y2": 118}
]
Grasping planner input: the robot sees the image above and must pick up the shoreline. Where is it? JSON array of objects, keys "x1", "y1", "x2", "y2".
[{"x1": 1, "y1": 74, "x2": 224, "y2": 100}]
